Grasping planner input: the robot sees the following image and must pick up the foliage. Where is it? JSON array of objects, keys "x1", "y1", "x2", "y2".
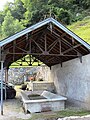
[
  {"x1": 0, "y1": 11, "x2": 5, "y2": 24},
  {"x1": 1, "y1": 11, "x2": 25, "y2": 38}
]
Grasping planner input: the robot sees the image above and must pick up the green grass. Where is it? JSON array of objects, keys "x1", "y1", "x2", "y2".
[
  {"x1": 68, "y1": 16, "x2": 90, "y2": 44},
  {"x1": 29, "y1": 109, "x2": 90, "y2": 120}
]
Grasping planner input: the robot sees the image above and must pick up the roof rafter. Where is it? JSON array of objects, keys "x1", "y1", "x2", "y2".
[{"x1": 0, "y1": 17, "x2": 90, "y2": 68}]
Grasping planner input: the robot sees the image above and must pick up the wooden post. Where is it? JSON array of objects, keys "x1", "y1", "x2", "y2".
[{"x1": 5, "y1": 68, "x2": 8, "y2": 100}]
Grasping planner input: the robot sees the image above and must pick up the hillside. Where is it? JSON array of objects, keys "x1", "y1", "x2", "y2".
[{"x1": 68, "y1": 17, "x2": 90, "y2": 44}]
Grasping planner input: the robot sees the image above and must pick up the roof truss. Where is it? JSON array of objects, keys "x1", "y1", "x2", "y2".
[{"x1": 0, "y1": 17, "x2": 90, "y2": 68}]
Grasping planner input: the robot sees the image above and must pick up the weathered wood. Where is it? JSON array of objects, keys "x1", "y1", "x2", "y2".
[
  {"x1": 16, "y1": 46, "x2": 27, "y2": 53},
  {"x1": 47, "y1": 27, "x2": 82, "y2": 55},
  {"x1": 8, "y1": 52, "x2": 80, "y2": 57},
  {"x1": 62, "y1": 44, "x2": 81, "y2": 54},
  {"x1": 48, "y1": 40, "x2": 58, "y2": 53},
  {"x1": 5, "y1": 68, "x2": 8, "y2": 100},
  {"x1": 59, "y1": 40, "x2": 61, "y2": 54},
  {"x1": 31, "y1": 38, "x2": 44, "y2": 53},
  {"x1": 45, "y1": 34, "x2": 47, "y2": 52}
]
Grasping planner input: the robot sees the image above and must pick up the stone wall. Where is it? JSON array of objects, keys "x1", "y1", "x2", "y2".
[
  {"x1": 0, "y1": 65, "x2": 50, "y2": 85},
  {"x1": 50, "y1": 54, "x2": 90, "y2": 109}
]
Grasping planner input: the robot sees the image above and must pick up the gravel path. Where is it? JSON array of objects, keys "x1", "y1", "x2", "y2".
[{"x1": 0, "y1": 90, "x2": 31, "y2": 120}]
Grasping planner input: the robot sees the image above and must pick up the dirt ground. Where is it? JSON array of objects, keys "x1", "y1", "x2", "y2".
[{"x1": 0, "y1": 89, "x2": 31, "y2": 120}]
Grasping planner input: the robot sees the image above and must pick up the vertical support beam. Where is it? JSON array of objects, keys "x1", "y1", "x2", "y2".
[
  {"x1": 50, "y1": 66, "x2": 51, "y2": 70},
  {"x1": 50, "y1": 22, "x2": 52, "y2": 33},
  {"x1": 29, "y1": 39, "x2": 31, "y2": 53},
  {"x1": 77, "y1": 52, "x2": 82, "y2": 63},
  {"x1": 59, "y1": 40, "x2": 63, "y2": 67},
  {"x1": 72, "y1": 37, "x2": 75, "y2": 45},
  {"x1": 5, "y1": 68, "x2": 8, "y2": 100},
  {"x1": 1, "y1": 61, "x2": 4, "y2": 115},
  {"x1": 29, "y1": 55, "x2": 32, "y2": 65},
  {"x1": 61, "y1": 62, "x2": 63, "y2": 67},
  {"x1": 13, "y1": 41, "x2": 16, "y2": 61},
  {"x1": 80, "y1": 56, "x2": 82, "y2": 63},
  {"x1": 45, "y1": 34, "x2": 47, "y2": 52},
  {"x1": 59, "y1": 40, "x2": 61, "y2": 54},
  {"x1": 0, "y1": 47, "x2": 1, "y2": 61}
]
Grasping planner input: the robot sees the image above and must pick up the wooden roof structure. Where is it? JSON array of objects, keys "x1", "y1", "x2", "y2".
[{"x1": 0, "y1": 17, "x2": 90, "y2": 68}]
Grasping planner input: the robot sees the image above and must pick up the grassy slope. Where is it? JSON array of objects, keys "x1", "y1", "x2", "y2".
[{"x1": 68, "y1": 17, "x2": 90, "y2": 44}]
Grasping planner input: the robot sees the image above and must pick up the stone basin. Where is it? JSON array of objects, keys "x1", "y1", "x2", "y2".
[{"x1": 21, "y1": 90, "x2": 67, "y2": 113}]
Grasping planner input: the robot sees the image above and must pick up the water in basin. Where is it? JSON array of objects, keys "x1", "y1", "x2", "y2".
[{"x1": 28, "y1": 94, "x2": 47, "y2": 100}]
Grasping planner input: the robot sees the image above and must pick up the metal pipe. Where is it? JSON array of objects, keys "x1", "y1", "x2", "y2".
[{"x1": 1, "y1": 61, "x2": 4, "y2": 115}]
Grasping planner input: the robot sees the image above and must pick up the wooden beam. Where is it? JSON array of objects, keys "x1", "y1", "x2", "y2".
[
  {"x1": 48, "y1": 40, "x2": 58, "y2": 53},
  {"x1": 47, "y1": 27, "x2": 82, "y2": 55},
  {"x1": 8, "y1": 52, "x2": 80, "y2": 57},
  {"x1": 62, "y1": 44, "x2": 81, "y2": 54},
  {"x1": 13, "y1": 41, "x2": 16, "y2": 61},
  {"x1": 61, "y1": 62, "x2": 63, "y2": 67},
  {"x1": 5, "y1": 68, "x2": 8, "y2": 100},
  {"x1": 61, "y1": 33, "x2": 66, "y2": 37},
  {"x1": 59, "y1": 40, "x2": 61, "y2": 54},
  {"x1": 31, "y1": 38, "x2": 44, "y2": 53},
  {"x1": 45, "y1": 34, "x2": 47, "y2": 52},
  {"x1": 26, "y1": 33, "x2": 29, "y2": 40},
  {"x1": 0, "y1": 47, "x2": 1, "y2": 61},
  {"x1": 47, "y1": 57, "x2": 55, "y2": 62},
  {"x1": 15, "y1": 46, "x2": 27, "y2": 53},
  {"x1": 1, "y1": 47, "x2": 6, "y2": 61},
  {"x1": 72, "y1": 37, "x2": 75, "y2": 45},
  {"x1": 50, "y1": 22, "x2": 53, "y2": 33},
  {"x1": 48, "y1": 39, "x2": 58, "y2": 50},
  {"x1": 80, "y1": 56, "x2": 82, "y2": 63},
  {"x1": 29, "y1": 39, "x2": 32, "y2": 53},
  {"x1": 34, "y1": 29, "x2": 47, "y2": 42},
  {"x1": 4, "y1": 36, "x2": 27, "y2": 51},
  {"x1": 77, "y1": 52, "x2": 82, "y2": 63}
]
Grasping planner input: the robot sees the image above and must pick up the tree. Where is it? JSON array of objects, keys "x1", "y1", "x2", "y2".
[
  {"x1": 56, "y1": 8, "x2": 71, "y2": 25},
  {"x1": 0, "y1": 11, "x2": 5, "y2": 24},
  {"x1": 2, "y1": 11, "x2": 25, "y2": 38},
  {"x1": 22, "y1": 0, "x2": 49, "y2": 26},
  {"x1": 11, "y1": 0, "x2": 26, "y2": 20},
  {"x1": 3, "y1": 0, "x2": 26, "y2": 21},
  {"x1": 0, "y1": 0, "x2": 90, "y2": 34}
]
